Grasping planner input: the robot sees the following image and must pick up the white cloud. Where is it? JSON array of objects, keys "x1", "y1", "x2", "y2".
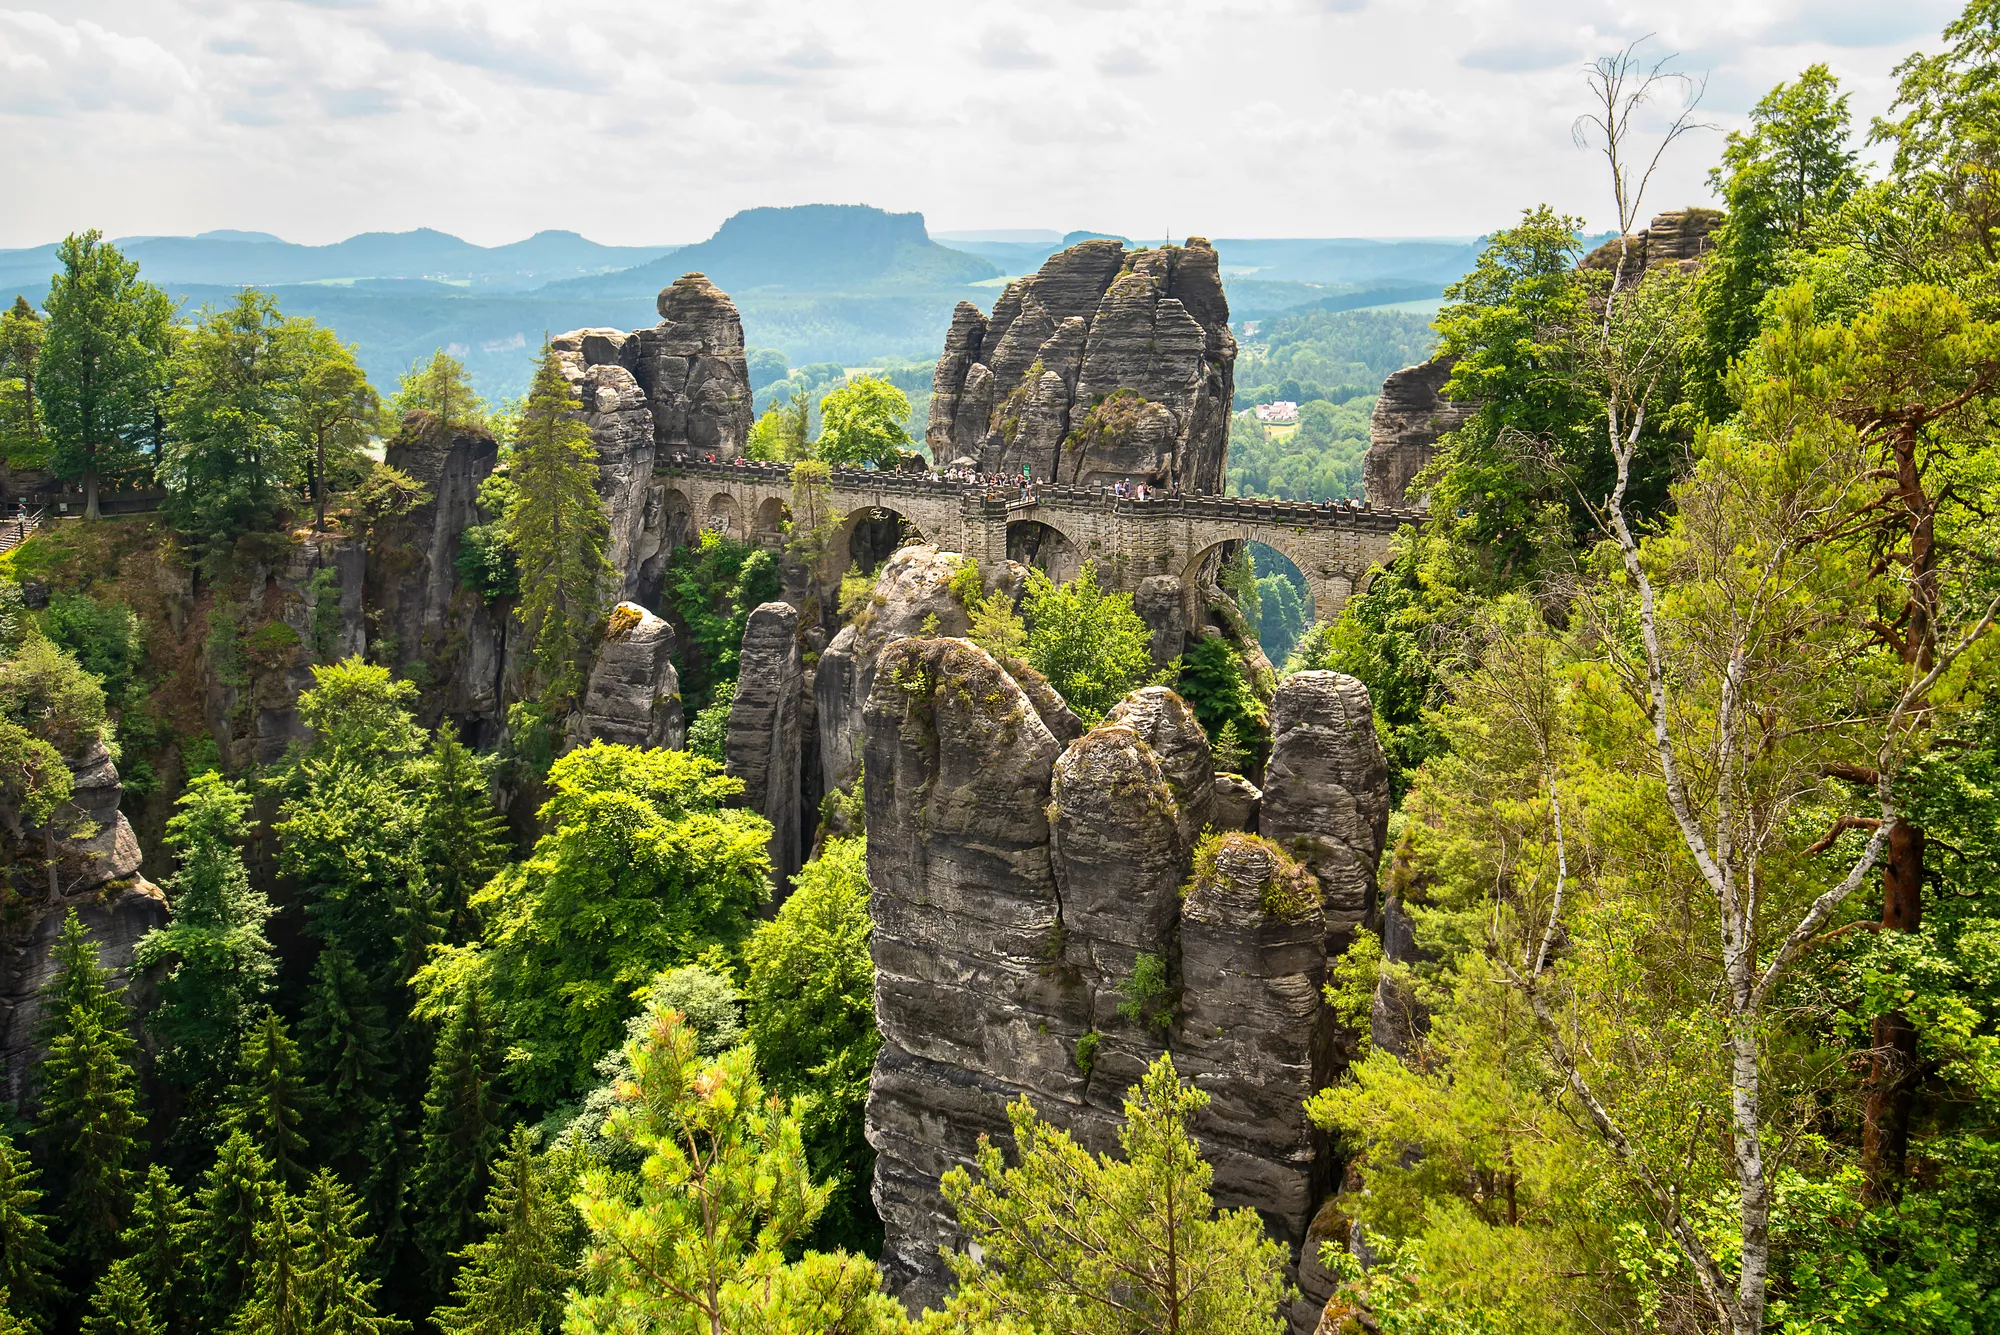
[{"x1": 0, "y1": 0, "x2": 1968, "y2": 248}]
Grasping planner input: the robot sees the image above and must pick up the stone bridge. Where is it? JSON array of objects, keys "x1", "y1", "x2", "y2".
[{"x1": 656, "y1": 459, "x2": 1418, "y2": 620}]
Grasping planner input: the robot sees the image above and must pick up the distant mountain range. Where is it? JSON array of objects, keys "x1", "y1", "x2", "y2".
[{"x1": 0, "y1": 207, "x2": 1488, "y2": 400}]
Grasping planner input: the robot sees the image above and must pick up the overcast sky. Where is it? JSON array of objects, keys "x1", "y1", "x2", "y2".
[{"x1": 0, "y1": 0, "x2": 1966, "y2": 250}]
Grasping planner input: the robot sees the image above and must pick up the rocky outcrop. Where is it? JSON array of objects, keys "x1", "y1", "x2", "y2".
[
  {"x1": 725, "y1": 602, "x2": 804, "y2": 890},
  {"x1": 813, "y1": 545, "x2": 973, "y2": 798},
  {"x1": 1579, "y1": 207, "x2": 1724, "y2": 278},
  {"x1": 1133, "y1": 574, "x2": 1190, "y2": 667},
  {"x1": 864, "y1": 651, "x2": 1391, "y2": 1330},
  {"x1": 1362, "y1": 358, "x2": 1472, "y2": 510},
  {"x1": 567, "y1": 602, "x2": 684, "y2": 752},
  {"x1": 926, "y1": 239, "x2": 1236, "y2": 492},
  {"x1": 0, "y1": 744, "x2": 165, "y2": 1104},
  {"x1": 1259, "y1": 672, "x2": 1392, "y2": 956}
]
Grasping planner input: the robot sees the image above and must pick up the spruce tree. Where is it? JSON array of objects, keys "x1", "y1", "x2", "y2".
[
  {"x1": 299, "y1": 949, "x2": 391, "y2": 1155},
  {"x1": 121, "y1": 1164, "x2": 192, "y2": 1335},
  {"x1": 418, "y1": 729, "x2": 508, "y2": 938},
  {"x1": 412, "y1": 988, "x2": 508, "y2": 1297},
  {"x1": 225, "y1": 1010, "x2": 316, "y2": 1190},
  {"x1": 297, "y1": 1169, "x2": 406, "y2": 1335},
  {"x1": 0, "y1": 1132, "x2": 55, "y2": 1330},
  {"x1": 81, "y1": 1256, "x2": 163, "y2": 1335},
  {"x1": 32, "y1": 909, "x2": 145, "y2": 1269},
  {"x1": 433, "y1": 1127, "x2": 571, "y2": 1335},
  {"x1": 502, "y1": 345, "x2": 610, "y2": 704},
  {"x1": 192, "y1": 1129, "x2": 279, "y2": 1328},
  {"x1": 136, "y1": 771, "x2": 276, "y2": 1104},
  {"x1": 233, "y1": 1187, "x2": 310, "y2": 1335}
]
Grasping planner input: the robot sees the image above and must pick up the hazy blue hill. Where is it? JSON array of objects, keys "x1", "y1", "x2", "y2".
[{"x1": 546, "y1": 204, "x2": 999, "y2": 297}]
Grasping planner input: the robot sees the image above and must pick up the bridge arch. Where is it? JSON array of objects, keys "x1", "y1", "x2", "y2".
[
  {"x1": 1006, "y1": 519, "x2": 1082, "y2": 584},
  {"x1": 831, "y1": 504, "x2": 928, "y2": 583},
  {"x1": 705, "y1": 492, "x2": 744, "y2": 540},
  {"x1": 1180, "y1": 529, "x2": 1356, "y2": 634},
  {"x1": 751, "y1": 495, "x2": 791, "y2": 548},
  {"x1": 659, "y1": 487, "x2": 694, "y2": 552}
]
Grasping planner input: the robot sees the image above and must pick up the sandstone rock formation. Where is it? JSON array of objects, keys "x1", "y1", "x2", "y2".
[
  {"x1": 1259, "y1": 671, "x2": 1392, "y2": 956},
  {"x1": 567, "y1": 601, "x2": 684, "y2": 752},
  {"x1": 1579, "y1": 206, "x2": 1724, "y2": 277},
  {"x1": 1361, "y1": 357, "x2": 1473, "y2": 510},
  {"x1": 1132, "y1": 573, "x2": 1191, "y2": 667},
  {"x1": 0, "y1": 743, "x2": 165, "y2": 1104},
  {"x1": 725, "y1": 601, "x2": 804, "y2": 890},
  {"x1": 864, "y1": 648, "x2": 1391, "y2": 1331},
  {"x1": 814, "y1": 544, "x2": 973, "y2": 797},
  {"x1": 927, "y1": 239, "x2": 1236, "y2": 492}
]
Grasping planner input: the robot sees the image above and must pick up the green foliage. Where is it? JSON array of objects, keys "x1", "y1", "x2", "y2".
[
  {"x1": 417, "y1": 743, "x2": 770, "y2": 1111},
  {"x1": 0, "y1": 295, "x2": 45, "y2": 469},
  {"x1": 417, "y1": 728, "x2": 508, "y2": 936},
  {"x1": 814, "y1": 375, "x2": 912, "y2": 467},
  {"x1": 1226, "y1": 401, "x2": 1375, "y2": 502},
  {"x1": 283, "y1": 319, "x2": 382, "y2": 529},
  {"x1": 387, "y1": 350, "x2": 487, "y2": 432},
  {"x1": 1020, "y1": 561, "x2": 1160, "y2": 724},
  {"x1": 686, "y1": 679, "x2": 735, "y2": 763},
  {"x1": 743, "y1": 836, "x2": 881, "y2": 1252},
  {"x1": 342, "y1": 463, "x2": 429, "y2": 539},
  {"x1": 940, "y1": 1052, "x2": 1292, "y2": 1334},
  {"x1": 413, "y1": 987, "x2": 509, "y2": 1300},
  {"x1": 1176, "y1": 636, "x2": 1266, "y2": 762},
  {"x1": 39, "y1": 592, "x2": 142, "y2": 699},
  {"x1": 1072, "y1": 1031, "x2": 1100, "y2": 1075},
  {"x1": 565, "y1": 1003, "x2": 907, "y2": 1335},
  {"x1": 650, "y1": 962, "x2": 744, "y2": 1054},
  {"x1": 297, "y1": 949, "x2": 395, "y2": 1229},
  {"x1": 1251, "y1": 554, "x2": 1308, "y2": 665},
  {"x1": 121, "y1": 1164, "x2": 193, "y2": 1335},
  {"x1": 0, "y1": 634, "x2": 103, "y2": 832},
  {"x1": 432, "y1": 1127, "x2": 572, "y2": 1335},
  {"x1": 82, "y1": 1257, "x2": 162, "y2": 1335},
  {"x1": 292, "y1": 1169, "x2": 407, "y2": 1334},
  {"x1": 161, "y1": 291, "x2": 309, "y2": 563},
  {"x1": 1114, "y1": 952, "x2": 1174, "y2": 1035},
  {"x1": 666, "y1": 529, "x2": 782, "y2": 711},
  {"x1": 0, "y1": 1132, "x2": 55, "y2": 1331},
  {"x1": 747, "y1": 386, "x2": 811, "y2": 462},
  {"x1": 224, "y1": 1011, "x2": 316, "y2": 1191},
  {"x1": 137, "y1": 771, "x2": 276, "y2": 1096},
  {"x1": 503, "y1": 346, "x2": 610, "y2": 704},
  {"x1": 33, "y1": 910, "x2": 145, "y2": 1271},
  {"x1": 37, "y1": 231, "x2": 176, "y2": 515},
  {"x1": 192, "y1": 1129, "x2": 279, "y2": 1329}
]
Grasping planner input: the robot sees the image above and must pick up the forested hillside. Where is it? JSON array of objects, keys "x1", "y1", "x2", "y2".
[{"x1": 2, "y1": 9, "x2": 2000, "y2": 1335}]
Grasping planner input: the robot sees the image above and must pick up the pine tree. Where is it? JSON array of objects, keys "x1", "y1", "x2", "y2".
[
  {"x1": 387, "y1": 349, "x2": 486, "y2": 432},
  {"x1": 412, "y1": 988, "x2": 509, "y2": 1299},
  {"x1": 297, "y1": 1169, "x2": 407, "y2": 1335},
  {"x1": 192, "y1": 1129, "x2": 279, "y2": 1328},
  {"x1": 433, "y1": 1127, "x2": 571, "y2": 1335},
  {"x1": 136, "y1": 771, "x2": 276, "y2": 1102},
  {"x1": 225, "y1": 1010, "x2": 317, "y2": 1190},
  {"x1": 0, "y1": 1132, "x2": 56, "y2": 1330},
  {"x1": 418, "y1": 729, "x2": 508, "y2": 938},
  {"x1": 32, "y1": 909, "x2": 145, "y2": 1269},
  {"x1": 299, "y1": 949, "x2": 391, "y2": 1151},
  {"x1": 233, "y1": 1187, "x2": 310, "y2": 1335},
  {"x1": 81, "y1": 1256, "x2": 163, "y2": 1335},
  {"x1": 502, "y1": 345, "x2": 610, "y2": 705},
  {"x1": 121, "y1": 1164, "x2": 193, "y2": 1335}
]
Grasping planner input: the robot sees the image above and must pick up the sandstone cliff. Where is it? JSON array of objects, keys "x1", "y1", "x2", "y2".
[
  {"x1": 862, "y1": 648, "x2": 1390, "y2": 1330},
  {"x1": 927, "y1": 239, "x2": 1236, "y2": 492},
  {"x1": 1579, "y1": 206, "x2": 1724, "y2": 278},
  {"x1": 1361, "y1": 357, "x2": 1473, "y2": 511}
]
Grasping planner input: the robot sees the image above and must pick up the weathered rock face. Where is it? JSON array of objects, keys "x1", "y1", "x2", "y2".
[
  {"x1": 1133, "y1": 573, "x2": 1190, "y2": 668},
  {"x1": 926, "y1": 239, "x2": 1236, "y2": 492},
  {"x1": 865, "y1": 653, "x2": 1391, "y2": 1331},
  {"x1": 1362, "y1": 357, "x2": 1473, "y2": 510},
  {"x1": 1259, "y1": 672, "x2": 1392, "y2": 956},
  {"x1": 0, "y1": 744, "x2": 166, "y2": 1104},
  {"x1": 813, "y1": 545, "x2": 973, "y2": 798},
  {"x1": 725, "y1": 601, "x2": 804, "y2": 891},
  {"x1": 1579, "y1": 206, "x2": 1724, "y2": 277},
  {"x1": 566, "y1": 601, "x2": 684, "y2": 752}
]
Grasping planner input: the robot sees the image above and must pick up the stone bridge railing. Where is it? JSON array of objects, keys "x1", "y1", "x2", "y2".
[{"x1": 655, "y1": 458, "x2": 1421, "y2": 618}]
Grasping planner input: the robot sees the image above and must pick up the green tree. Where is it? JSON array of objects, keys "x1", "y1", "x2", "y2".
[
  {"x1": 743, "y1": 835, "x2": 882, "y2": 1253},
  {"x1": 32, "y1": 910, "x2": 145, "y2": 1270},
  {"x1": 137, "y1": 771, "x2": 276, "y2": 1099},
  {"x1": 295, "y1": 947, "x2": 404, "y2": 1261},
  {"x1": 281, "y1": 320, "x2": 381, "y2": 531},
  {"x1": 233, "y1": 1187, "x2": 310, "y2": 1335},
  {"x1": 121, "y1": 1164, "x2": 193, "y2": 1335},
  {"x1": 0, "y1": 294, "x2": 45, "y2": 467},
  {"x1": 433, "y1": 1128, "x2": 572, "y2": 1335},
  {"x1": 814, "y1": 376, "x2": 911, "y2": 468},
  {"x1": 0, "y1": 1132, "x2": 55, "y2": 1331},
  {"x1": 81, "y1": 1257, "x2": 162, "y2": 1335},
  {"x1": 415, "y1": 743, "x2": 770, "y2": 1111},
  {"x1": 564, "y1": 1003, "x2": 908, "y2": 1335},
  {"x1": 416, "y1": 728, "x2": 509, "y2": 938},
  {"x1": 1021, "y1": 561, "x2": 1160, "y2": 723},
  {"x1": 666, "y1": 530, "x2": 781, "y2": 711},
  {"x1": 502, "y1": 346, "x2": 610, "y2": 704},
  {"x1": 940, "y1": 1052, "x2": 1291, "y2": 1335},
  {"x1": 412, "y1": 986, "x2": 509, "y2": 1295},
  {"x1": 225, "y1": 1010, "x2": 317, "y2": 1191},
  {"x1": 161, "y1": 290, "x2": 310, "y2": 561},
  {"x1": 296, "y1": 1169, "x2": 406, "y2": 1335},
  {"x1": 746, "y1": 386, "x2": 811, "y2": 462},
  {"x1": 192, "y1": 1129, "x2": 280, "y2": 1329},
  {"x1": 1175, "y1": 636, "x2": 1265, "y2": 763},
  {"x1": 1873, "y1": 0, "x2": 2000, "y2": 268},
  {"x1": 387, "y1": 349, "x2": 487, "y2": 431},
  {"x1": 36, "y1": 231, "x2": 176, "y2": 518}
]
